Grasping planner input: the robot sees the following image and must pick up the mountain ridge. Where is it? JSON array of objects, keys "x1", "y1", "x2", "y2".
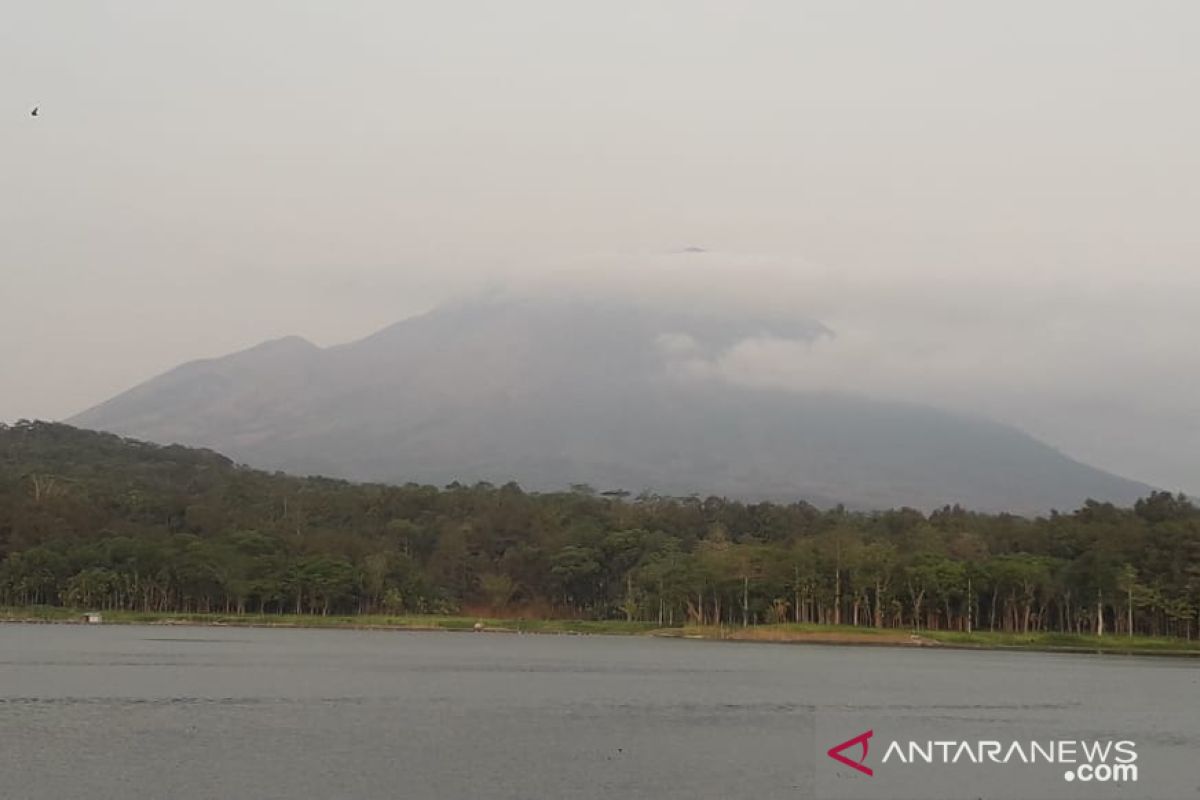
[{"x1": 69, "y1": 297, "x2": 1152, "y2": 513}]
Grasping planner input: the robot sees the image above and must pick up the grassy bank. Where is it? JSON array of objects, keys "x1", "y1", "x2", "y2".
[
  {"x1": 655, "y1": 623, "x2": 930, "y2": 647},
  {"x1": 919, "y1": 628, "x2": 1200, "y2": 655},
  {"x1": 0, "y1": 606, "x2": 658, "y2": 636},
  {"x1": 662, "y1": 623, "x2": 1200, "y2": 655},
  {"x1": 3, "y1": 608, "x2": 1197, "y2": 655}
]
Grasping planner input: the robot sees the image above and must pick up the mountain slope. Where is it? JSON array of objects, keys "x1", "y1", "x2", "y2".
[{"x1": 70, "y1": 298, "x2": 1152, "y2": 512}]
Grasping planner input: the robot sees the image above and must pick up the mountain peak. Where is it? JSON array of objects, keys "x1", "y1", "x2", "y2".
[{"x1": 234, "y1": 334, "x2": 321, "y2": 358}]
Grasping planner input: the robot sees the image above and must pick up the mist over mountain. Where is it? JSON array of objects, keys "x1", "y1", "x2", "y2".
[{"x1": 70, "y1": 297, "x2": 1151, "y2": 513}]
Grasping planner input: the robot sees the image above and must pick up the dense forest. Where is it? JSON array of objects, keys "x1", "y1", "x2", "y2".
[{"x1": 1, "y1": 421, "x2": 1198, "y2": 638}]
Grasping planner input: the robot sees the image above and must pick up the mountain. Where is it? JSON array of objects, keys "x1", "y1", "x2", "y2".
[{"x1": 69, "y1": 297, "x2": 1152, "y2": 513}]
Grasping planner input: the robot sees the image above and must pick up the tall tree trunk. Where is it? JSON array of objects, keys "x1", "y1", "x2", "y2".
[
  {"x1": 965, "y1": 577, "x2": 972, "y2": 633},
  {"x1": 833, "y1": 567, "x2": 841, "y2": 625},
  {"x1": 1127, "y1": 586, "x2": 1134, "y2": 638},
  {"x1": 741, "y1": 575, "x2": 749, "y2": 628},
  {"x1": 873, "y1": 580, "x2": 883, "y2": 628},
  {"x1": 625, "y1": 573, "x2": 633, "y2": 622},
  {"x1": 794, "y1": 567, "x2": 801, "y2": 624}
]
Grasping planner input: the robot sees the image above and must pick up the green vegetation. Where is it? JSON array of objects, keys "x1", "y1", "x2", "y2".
[{"x1": 2, "y1": 421, "x2": 1198, "y2": 650}]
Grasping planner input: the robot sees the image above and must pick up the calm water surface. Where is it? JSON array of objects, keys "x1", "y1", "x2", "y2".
[{"x1": 1, "y1": 624, "x2": 1196, "y2": 799}]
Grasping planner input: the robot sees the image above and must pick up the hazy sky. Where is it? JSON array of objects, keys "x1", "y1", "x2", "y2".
[{"x1": 2, "y1": 1, "x2": 1198, "y2": 492}]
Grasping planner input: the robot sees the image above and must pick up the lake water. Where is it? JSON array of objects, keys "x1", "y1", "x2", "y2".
[{"x1": 0, "y1": 624, "x2": 1196, "y2": 799}]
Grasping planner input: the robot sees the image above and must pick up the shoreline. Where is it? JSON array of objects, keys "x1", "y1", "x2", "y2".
[
  {"x1": 651, "y1": 625, "x2": 1200, "y2": 658},
  {"x1": 3, "y1": 609, "x2": 1199, "y2": 657}
]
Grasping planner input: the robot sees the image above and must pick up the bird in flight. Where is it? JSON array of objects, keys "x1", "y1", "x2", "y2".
[{"x1": 31, "y1": 106, "x2": 39, "y2": 117}]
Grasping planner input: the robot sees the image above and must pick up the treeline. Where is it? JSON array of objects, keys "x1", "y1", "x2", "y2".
[{"x1": 2, "y1": 421, "x2": 1198, "y2": 638}]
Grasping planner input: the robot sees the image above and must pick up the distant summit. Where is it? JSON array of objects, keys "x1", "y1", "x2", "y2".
[{"x1": 70, "y1": 297, "x2": 1152, "y2": 513}]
